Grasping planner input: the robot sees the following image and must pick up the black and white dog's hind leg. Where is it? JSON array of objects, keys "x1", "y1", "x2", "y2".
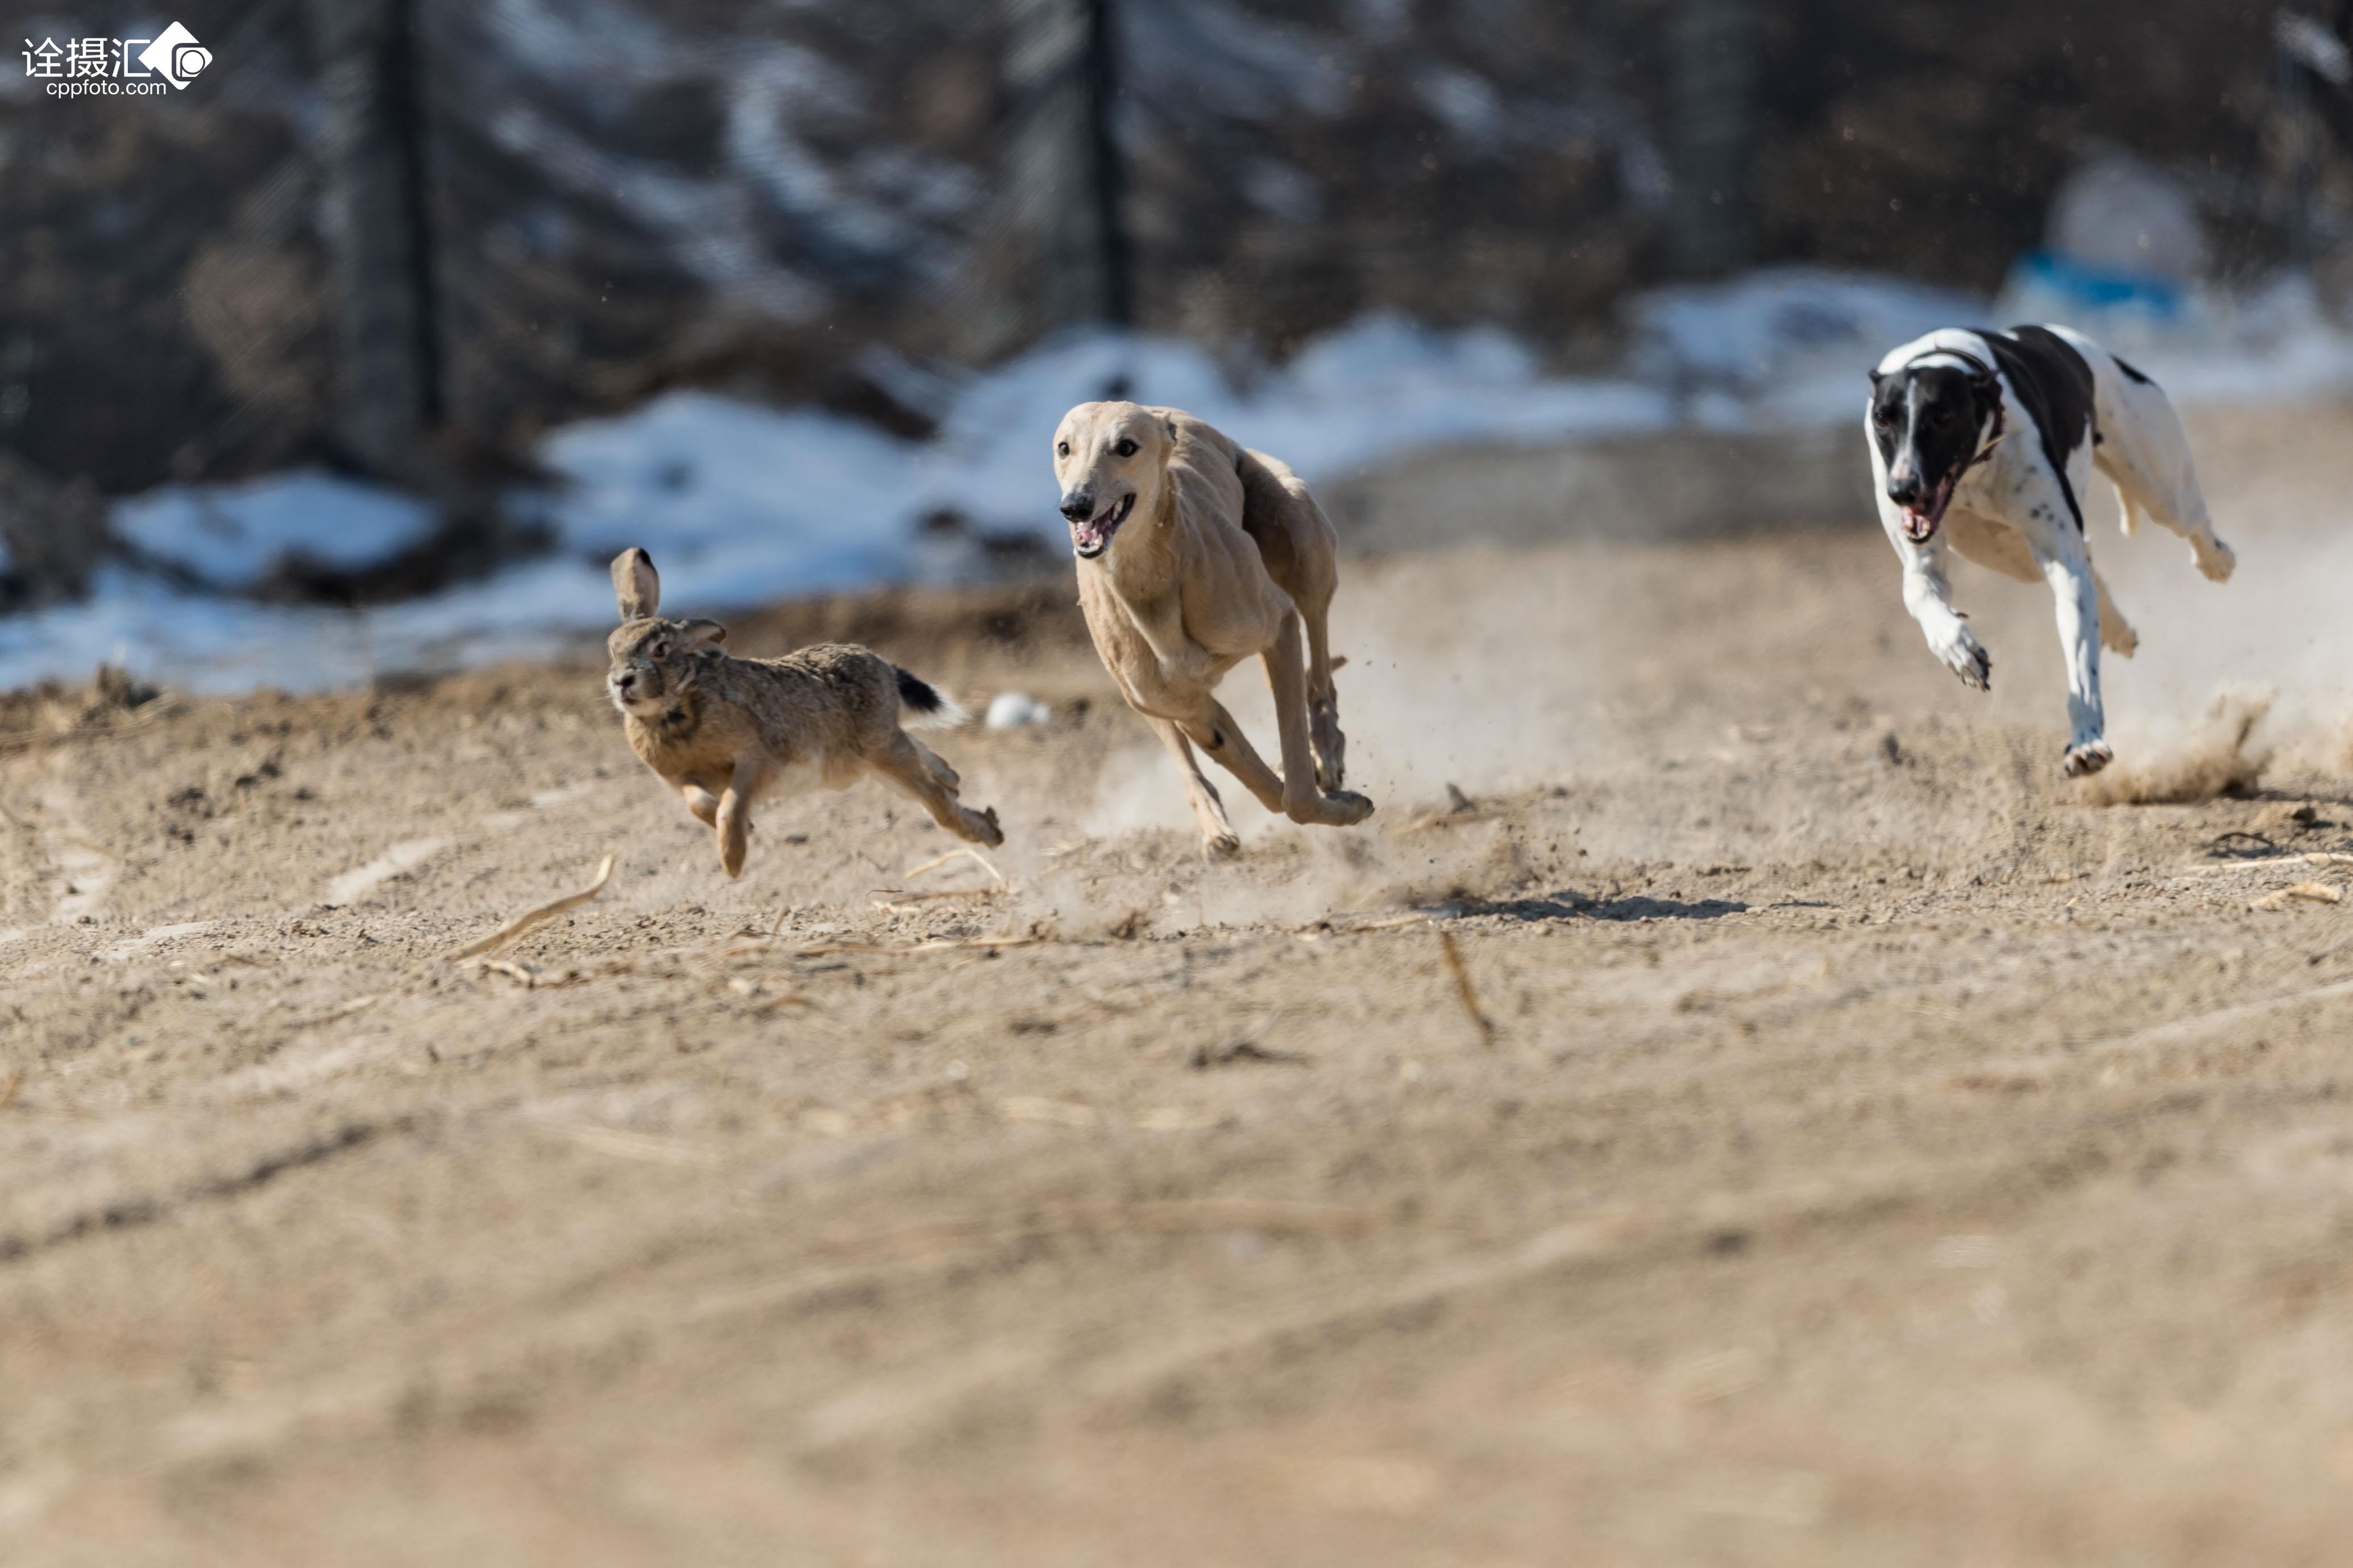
[
  {"x1": 2047, "y1": 326, "x2": 2236, "y2": 584},
  {"x1": 2033, "y1": 522, "x2": 2112, "y2": 777},
  {"x1": 1985, "y1": 404, "x2": 2114, "y2": 777},
  {"x1": 1869, "y1": 440, "x2": 1991, "y2": 690}
]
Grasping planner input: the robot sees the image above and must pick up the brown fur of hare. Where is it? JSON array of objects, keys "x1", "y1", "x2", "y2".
[{"x1": 604, "y1": 547, "x2": 1002, "y2": 878}]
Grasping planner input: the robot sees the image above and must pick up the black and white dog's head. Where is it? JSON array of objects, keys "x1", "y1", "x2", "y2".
[{"x1": 1868, "y1": 355, "x2": 2001, "y2": 544}]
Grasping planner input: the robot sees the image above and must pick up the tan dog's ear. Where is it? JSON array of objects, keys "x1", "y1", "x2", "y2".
[
  {"x1": 677, "y1": 618, "x2": 726, "y2": 650},
  {"x1": 612, "y1": 548, "x2": 660, "y2": 621}
]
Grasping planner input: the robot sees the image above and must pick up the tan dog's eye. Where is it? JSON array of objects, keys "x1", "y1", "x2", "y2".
[
  {"x1": 1056, "y1": 440, "x2": 1070, "y2": 457},
  {"x1": 1114, "y1": 438, "x2": 1138, "y2": 457}
]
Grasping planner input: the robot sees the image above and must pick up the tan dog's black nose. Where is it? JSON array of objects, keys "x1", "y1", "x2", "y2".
[{"x1": 1059, "y1": 491, "x2": 1094, "y2": 522}]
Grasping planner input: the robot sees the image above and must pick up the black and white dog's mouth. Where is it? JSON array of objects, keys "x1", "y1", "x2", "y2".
[
  {"x1": 1072, "y1": 493, "x2": 1135, "y2": 558},
  {"x1": 1901, "y1": 473, "x2": 1958, "y2": 543}
]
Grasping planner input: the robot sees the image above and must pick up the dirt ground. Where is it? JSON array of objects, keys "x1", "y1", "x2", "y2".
[{"x1": 6, "y1": 406, "x2": 2353, "y2": 1566}]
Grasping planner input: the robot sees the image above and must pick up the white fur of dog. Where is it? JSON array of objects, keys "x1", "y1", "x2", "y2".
[{"x1": 1866, "y1": 325, "x2": 2235, "y2": 777}]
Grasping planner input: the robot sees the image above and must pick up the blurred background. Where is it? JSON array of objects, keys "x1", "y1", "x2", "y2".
[{"x1": 1, "y1": 0, "x2": 2350, "y2": 689}]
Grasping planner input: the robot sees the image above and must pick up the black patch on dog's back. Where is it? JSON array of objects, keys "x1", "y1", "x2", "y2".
[
  {"x1": 2112, "y1": 353, "x2": 2156, "y2": 387},
  {"x1": 1985, "y1": 326, "x2": 2096, "y2": 531}
]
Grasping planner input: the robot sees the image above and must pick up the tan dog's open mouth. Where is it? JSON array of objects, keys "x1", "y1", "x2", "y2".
[{"x1": 1072, "y1": 493, "x2": 1135, "y2": 558}]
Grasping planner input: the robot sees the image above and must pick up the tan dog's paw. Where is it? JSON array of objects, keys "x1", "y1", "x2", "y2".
[
  {"x1": 1289, "y1": 789, "x2": 1374, "y2": 827},
  {"x1": 2195, "y1": 535, "x2": 2235, "y2": 583}
]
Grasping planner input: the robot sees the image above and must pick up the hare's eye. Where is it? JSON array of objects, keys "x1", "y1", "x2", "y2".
[
  {"x1": 1114, "y1": 438, "x2": 1138, "y2": 457},
  {"x1": 1056, "y1": 440, "x2": 1070, "y2": 457}
]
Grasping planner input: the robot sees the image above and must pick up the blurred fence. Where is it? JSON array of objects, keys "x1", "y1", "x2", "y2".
[{"x1": 0, "y1": 0, "x2": 2320, "y2": 516}]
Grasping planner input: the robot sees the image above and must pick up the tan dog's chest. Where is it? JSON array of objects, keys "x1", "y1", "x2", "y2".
[{"x1": 1076, "y1": 569, "x2": 1255, "y2": 715}]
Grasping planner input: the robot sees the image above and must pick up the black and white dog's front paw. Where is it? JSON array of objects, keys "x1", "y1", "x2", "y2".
[
  {"x1": 1933, "y1": 625, "x2": 1992, "y2": 691},
  {"x1": 2061, "y1": 738, "x2": 2114, "y2": 778}
]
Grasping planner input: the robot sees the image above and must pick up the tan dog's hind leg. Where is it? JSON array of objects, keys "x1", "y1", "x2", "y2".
[
  {"x1": 1151, "y1": 717, "x2": 1240, "y2": 859},
  {"x1": 715, "y1": 758, "x2": 763, "y2": 878},
  {"x1": 869, "y1": 734, "x2": 1005, "y2": 847},
  {"x1": 1262, "y1": 612, "x2": 1374, "y2": 827},
  {"x1": 1301, "y1": 600, "x2": 1346, "y2": 792}
]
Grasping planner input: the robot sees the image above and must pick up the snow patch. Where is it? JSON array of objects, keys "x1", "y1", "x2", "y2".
[{"x1": 114, "y1": 470, "x2": 437, "y2": 591}]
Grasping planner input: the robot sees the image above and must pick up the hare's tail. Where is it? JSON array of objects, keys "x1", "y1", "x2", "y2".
[{"x1": 893, "y1": 666, "x2": 967, "y2": 730}]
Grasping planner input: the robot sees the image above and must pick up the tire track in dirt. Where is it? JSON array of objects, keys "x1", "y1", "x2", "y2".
[{"x1": 0, "y1": 1118, "x2": 402, "y2": 1268}]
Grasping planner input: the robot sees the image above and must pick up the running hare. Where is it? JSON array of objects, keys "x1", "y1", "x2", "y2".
[{"x1": 605, "y1": 548, "x2": 1002, "y2": 877}]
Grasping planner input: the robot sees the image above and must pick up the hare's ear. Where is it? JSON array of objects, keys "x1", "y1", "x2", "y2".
[
  {"x1": 678, "y1": 618, "x2": 726, "y2": 650},
  {"x1": 612, "y1": 548, "x2": 660, "y2": 621}
]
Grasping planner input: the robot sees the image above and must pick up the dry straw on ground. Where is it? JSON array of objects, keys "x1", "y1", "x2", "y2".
[{"x1": 447, "y1": 854, "x2": 617, "y2": 960}]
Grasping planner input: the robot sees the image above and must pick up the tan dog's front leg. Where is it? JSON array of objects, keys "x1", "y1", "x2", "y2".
[
  {"x1": 714, "y1": 758, "x2": 763, "y2": 877},
  {"x1": 1181, "y1": 699, "x2": 1287, "y2": 816},
  {"x1": 1150, "y1": 717, "x2": 1239, "y2": 859},
  {"x1": 1262, "y1": 613, "x2": 1374, "y2": 827}
]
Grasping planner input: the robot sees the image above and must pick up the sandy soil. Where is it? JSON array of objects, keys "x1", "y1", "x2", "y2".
[{"x1": 6, "y1": 406, "x2": 2353, "y2": 1566}]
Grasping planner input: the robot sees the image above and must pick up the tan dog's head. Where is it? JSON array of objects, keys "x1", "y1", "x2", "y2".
[
  {"x1": 606, "y1": 548, "x2": 726, "y2": 717},
  {"x1": 1052, "y1": 401, "x2": 1174, "y2": 561}
]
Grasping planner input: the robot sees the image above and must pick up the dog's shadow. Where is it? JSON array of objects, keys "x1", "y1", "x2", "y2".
[{"x1": 1442, "y1": 889, "x2": 1750, "y2": 924}]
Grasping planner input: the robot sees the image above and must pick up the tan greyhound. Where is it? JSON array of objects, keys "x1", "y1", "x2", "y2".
[{"x1": 1052, "y1": 401, "x2": 1372, "y2": 857}]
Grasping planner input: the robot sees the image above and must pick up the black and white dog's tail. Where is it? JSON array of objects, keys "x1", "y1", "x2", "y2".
[{"x1": 2044, "y1": 326, "x2": 2215, "y2": 546}]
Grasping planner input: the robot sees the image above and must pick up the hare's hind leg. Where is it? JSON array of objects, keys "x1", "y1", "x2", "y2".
[{"x1": 870, "y1": 733, "x2": 1003, "y2": 847}]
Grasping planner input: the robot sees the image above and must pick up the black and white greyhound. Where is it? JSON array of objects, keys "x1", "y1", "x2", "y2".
[{"x1": 1868, "y1": 325, "x2": 2236, "y2": 777}]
